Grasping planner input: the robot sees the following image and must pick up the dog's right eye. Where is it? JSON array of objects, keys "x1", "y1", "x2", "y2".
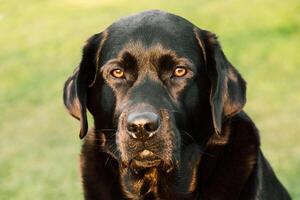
[
  {"x1": 110, "y1": 68, "x2": 125, "y2": 79},
  {"x1": 173, "y1": 66, "x2": 187, "y2": 77}
]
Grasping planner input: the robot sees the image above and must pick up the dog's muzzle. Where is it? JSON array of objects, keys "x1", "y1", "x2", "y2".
[{"x1": 117, "y1": 106, "x2": 177, "y2": 171}]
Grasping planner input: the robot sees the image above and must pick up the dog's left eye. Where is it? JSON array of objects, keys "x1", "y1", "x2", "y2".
[
  {"x1": 173, "y1": 66, "x2": 187, "y2": 77},
  {"x1": 110, "y1": 68, "x2": 125, "y2": 78}
]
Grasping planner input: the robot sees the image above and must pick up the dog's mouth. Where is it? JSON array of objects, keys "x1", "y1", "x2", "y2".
[
  {"x1": 129, "y1": 150, "x2": 162, "y2": 169},
  {"x1": 131, "y1": 158, "x2": 162, "y2": 168}
]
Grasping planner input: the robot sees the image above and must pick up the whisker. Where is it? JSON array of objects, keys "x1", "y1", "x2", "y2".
[
  {"x1": 105, "y1": 156, "x2": 111, "y2": 166},
  {"x1": 180, "y1": 130, "x2": 196, "y2": 142},
  {"x1": 200, "y1": 151, "x2": 214, "y2": 157},
  {"x1": 180, "y1": 133, "x2": 215, "y2": 157}
]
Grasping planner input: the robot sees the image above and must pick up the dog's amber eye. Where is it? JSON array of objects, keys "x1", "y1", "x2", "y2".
[
  {"x1": 173, "y1": 67, "x2": 187, "y2": 77},
  {"x1": 111, "y1": 69, "x2": 125, "y2": 78}
]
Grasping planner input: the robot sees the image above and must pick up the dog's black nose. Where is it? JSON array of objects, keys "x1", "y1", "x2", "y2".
[{"x1": 126, "y1": 112, "x2": 160, "y2": 140}]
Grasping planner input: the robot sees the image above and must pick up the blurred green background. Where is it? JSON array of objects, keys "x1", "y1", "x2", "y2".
[{"x1": 0, "y1": 0, "x2": 299, "y2": 199}]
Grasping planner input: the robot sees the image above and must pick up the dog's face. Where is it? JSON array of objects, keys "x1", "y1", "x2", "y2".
[
  {"x1": 101, "y1": 42, "x2": 203, "y2": 170},
  {"x1": 63, "y1": 10, "x2": 246, "y2": 195}
]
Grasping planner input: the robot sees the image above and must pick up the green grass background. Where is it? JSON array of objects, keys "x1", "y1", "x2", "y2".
[{"x1": 0, "y1": 0, "x2": 299, "y2": 199}]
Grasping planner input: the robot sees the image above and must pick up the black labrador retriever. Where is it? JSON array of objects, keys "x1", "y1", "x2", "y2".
[{"x1": 63, "y1": 10, "x2": 291, "y2": 200}]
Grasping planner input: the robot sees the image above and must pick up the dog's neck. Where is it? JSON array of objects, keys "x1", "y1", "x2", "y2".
[{"x1": 198, "y1": 117, "x2": 259, "y2": 200}]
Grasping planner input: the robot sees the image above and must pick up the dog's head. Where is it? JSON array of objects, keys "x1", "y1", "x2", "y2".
[{"x1": 63, "y1": 10, "x2": 246, "y2": 181}]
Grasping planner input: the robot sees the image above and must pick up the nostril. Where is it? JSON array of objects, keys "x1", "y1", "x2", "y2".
[
  {"x1": 144, "y1": 120, "x2": 159, "y2": 132},
  {"x1": 127, "y1": 123, "x2": 139, "y2": 133}
]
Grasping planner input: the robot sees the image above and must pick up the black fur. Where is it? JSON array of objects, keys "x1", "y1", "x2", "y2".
[{"x1": 63, "y1": 10, "x2": 291, "y2": 200}]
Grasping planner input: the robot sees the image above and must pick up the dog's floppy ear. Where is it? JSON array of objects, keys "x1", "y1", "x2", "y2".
[
  {"x1": 63, "y1": 31, "x2": 107, "y2": 139},
  {"x1": 194, "y1": 28, "x2": 246, "y2": 135}
]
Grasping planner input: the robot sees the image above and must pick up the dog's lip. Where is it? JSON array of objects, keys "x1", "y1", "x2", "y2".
[
  {"x1": 130, "y1": 150, "x2": 162, "y2": 168},
  {"x1": 131, "y1": 158, "x2": 162, "y2": 168}
]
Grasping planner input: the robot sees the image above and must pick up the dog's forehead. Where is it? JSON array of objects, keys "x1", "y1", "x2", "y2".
[
  {"x1": 100, "y1": 10, "x2": 201, "y2": 65},
  {"x1": 116, "y1": 42, "x2": 185, "y2": 65}
]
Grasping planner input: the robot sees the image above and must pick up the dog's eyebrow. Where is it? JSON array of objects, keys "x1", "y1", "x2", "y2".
[
  {"x1": 121, "y1": 51, "x2": 137, "y2": 68},
  {"x1": 99, "y1": 53, "x2": 137, "y2": 73},
  {"x1": 99, "y1": 59, "x2": 121, "y2": 73},
  {"x1": 158, "y1": 54, "x2": 176, "y2": 69},
  {"x1": 104, "y1": 59, "x2": 121, "y2": 66}
]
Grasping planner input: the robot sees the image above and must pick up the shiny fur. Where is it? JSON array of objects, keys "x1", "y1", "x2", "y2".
[{"x1": 63, "y1": 10, "x2": 291, "y2": 200}]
